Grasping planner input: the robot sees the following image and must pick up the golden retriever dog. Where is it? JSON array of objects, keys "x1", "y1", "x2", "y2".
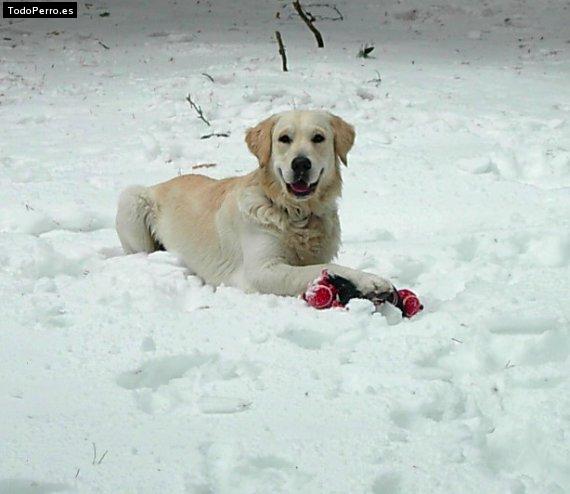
[{"x1": 116, "y1": 110, "x2": 394, "y2": 301}]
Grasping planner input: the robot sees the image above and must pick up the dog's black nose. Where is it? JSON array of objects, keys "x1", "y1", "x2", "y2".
[{"x1": 291, "y1": 156, "x2": 312, "y2": 174}]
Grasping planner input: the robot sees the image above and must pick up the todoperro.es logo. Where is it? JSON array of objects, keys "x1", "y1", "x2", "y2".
[{"x1": 3, "y1": 2, "x2": 77, "y2": 18}]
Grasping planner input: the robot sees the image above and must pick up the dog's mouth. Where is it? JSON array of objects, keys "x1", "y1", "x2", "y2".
[
  {"x1": 280, "y1": 170, "x2": 322, "y2": 198},
  {"x1": 287, "y1": 179, "x2": 318, "y2": 197}
]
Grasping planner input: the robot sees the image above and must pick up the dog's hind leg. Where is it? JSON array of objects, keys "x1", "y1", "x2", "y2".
[{"x1": 115, "y1": 186, "x2": 162, "y2": 254}]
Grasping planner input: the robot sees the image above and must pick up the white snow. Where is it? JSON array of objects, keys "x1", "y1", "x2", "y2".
[{"x1": 1, "y1": 1, "x2": 569, "y2": 493}]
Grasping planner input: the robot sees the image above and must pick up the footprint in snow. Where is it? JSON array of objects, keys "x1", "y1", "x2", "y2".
[
  {"x1": 372, "y1": 471, "x2": 402, "y2": 494},
  {"x1": 116, "y1": 354, "x2": 257, "y2": 415},
  {"x1": 116, "y1": 354, "x2": 211, "y2": 391},
  {"x1": 278, "y1": 328, "x2": 332, "y2": 350},
  {"x1": 389, "y1": 385, "x2": 467, "y2": 432},
  {"x1": 187, "y1": 444, "x2": 313, "y2": 493},
  {"x1": 198, "y1": 396, "x2": 252, "y2": 414},
  {"x1": 0, "y1": 479, "x2": 72, "y2": 494},
  {"x1": 488, "y1": 314, "x2": 558, "y2": 335}
]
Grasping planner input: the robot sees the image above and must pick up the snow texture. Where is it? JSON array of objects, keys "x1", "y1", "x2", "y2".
[{"x1": 1, "y1": 1, "x2": 569, "y2": 493}]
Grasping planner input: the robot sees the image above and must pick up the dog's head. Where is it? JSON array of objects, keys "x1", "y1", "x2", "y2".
[{"x1": 245, "y1": 110, "x2": 355, "y2": 203}]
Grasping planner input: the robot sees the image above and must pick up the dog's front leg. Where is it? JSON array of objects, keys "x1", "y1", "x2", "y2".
[
  {"x1": 248, "y1": 261, "x2": 395, "y2": 301},
  {"x1": 240, "y1": 229, "x2": 394, "y2": 300}
]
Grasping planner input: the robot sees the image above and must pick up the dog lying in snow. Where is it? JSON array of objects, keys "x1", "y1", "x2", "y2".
[{"x1": 116, "y1": 110, "x2": 394, "y2": 301}]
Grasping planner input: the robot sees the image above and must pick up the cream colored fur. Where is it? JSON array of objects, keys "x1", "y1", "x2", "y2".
[{"x1": 116, "y1": 110, "x2": 394, "y2": 299}]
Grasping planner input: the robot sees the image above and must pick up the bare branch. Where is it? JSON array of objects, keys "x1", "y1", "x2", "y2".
[
  {"x1": 191, "y1": 163, "x2": 218, "y2": 170},
  {"x1": 200, "y1": 132, "x2": 230, "y2": 139},
  {"x1": 281, "y1": 3, "x2": 343, "y2": 22},
  {"x1": 367, "y1": 70, "x2": 382, "y2": 87},
  {"x1": 185, "y1": 94, "x2": 211, "y2": 127},
  {"x1": 92, "y1": 442, "x2": 108, "y2": 466},
  {"x1": 357, "y1": 43, "x2": 375, "y2": 58},
  {"x1": 293, "y1": 1, "x2": 324, "y2": 48},
  {"x1": 307, "y1": 3, "x2": 343, "y2": 21},
  {"x1": 275, "y1": 31, "x2": 288, "y2": 72},
  {"x1": 97, "y1": 450, "x2": 108, "y2": 465},
  {"x1": 201, "y1": 72, "x2": 214, "y2": 82}
]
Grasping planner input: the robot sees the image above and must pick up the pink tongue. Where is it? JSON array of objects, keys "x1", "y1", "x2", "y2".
[{"x1": 290, "y1": 181, "x2": 310, "y2": 193}]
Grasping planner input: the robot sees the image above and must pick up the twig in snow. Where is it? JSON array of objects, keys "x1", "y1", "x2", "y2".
[
  {"x1": 97, "y1": 450, "x2": 108, "y2": 465},
  {"x1": 97, "y1": 40, "x2": 110, "y2": 50},
  {"x1": 191, "y1": 163, "x2": 217, "y2": 170},
  {"x1": 358, "y1": 43, "x2": 375, "y2": 58},
  {"x1": 451, "y1": 338, "x2": 463, "y2": 344},
  {"x1": 279, "y1": 3, "x2": 343, "y2": 21},
  {"x1": 200, "y1": 132, "x2": 230, "y2": 139},
  {"x1": 293, "y1": 1, "x2": 324, "y2": 48},
  {"x1": 367, "y1": 70, "x2": 382, "y2": 87},
  {"x1": 185, "y1": 94, "x2": 211, "y2": 127},
  {"x1": 201, "y1": 72, "x2": 214, "y2": 82},
  {"x1": 275, "y1": 31, "x2": 288, "y2": 72},
  {"x1": 311, "y1": 3, "x2": 343, "y2": 21},
  {"x1": 75, "y1": 468, "x2": 80, "y2": 479},
  {"x1": 92, "y1": 442, "x2": 108, "y2": 465}
]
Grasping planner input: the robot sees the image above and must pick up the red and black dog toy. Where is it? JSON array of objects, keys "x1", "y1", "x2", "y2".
[{"x1": 302, "y1": 270, "x2": 423, "y2": 318}]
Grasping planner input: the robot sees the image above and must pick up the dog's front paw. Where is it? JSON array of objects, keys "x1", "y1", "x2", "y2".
[
  {"x1": 355, "y1": 273, "x2": 396, "y2": 304},
  {"x1": 328, "y1": 271, "x2": 395, "y2": 305}
]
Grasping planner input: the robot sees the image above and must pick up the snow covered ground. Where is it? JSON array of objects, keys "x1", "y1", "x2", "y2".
[{"x1": 1, "y1": 0, "x2": 569, "y2": 492}]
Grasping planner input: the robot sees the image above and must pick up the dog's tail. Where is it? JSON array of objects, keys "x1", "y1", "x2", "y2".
[{"x1": 116, "y1": 186, "x2": 163, "y2": 254}]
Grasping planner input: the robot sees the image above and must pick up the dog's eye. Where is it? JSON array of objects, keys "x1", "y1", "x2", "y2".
[
  {"x1": 312, "y1": 134, "x2": 325, "y2": 143},
  {"x1": 278, "y1": 135, "x2": 292, "y2": 144}
]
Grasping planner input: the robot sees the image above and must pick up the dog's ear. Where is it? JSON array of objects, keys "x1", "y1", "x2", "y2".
[
  {"x1": 245, "y1": 115, "x2": 277, "y2": 167},
  {"x1": 329, "y1": 114, "x2": 355, "y2": 166}
]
